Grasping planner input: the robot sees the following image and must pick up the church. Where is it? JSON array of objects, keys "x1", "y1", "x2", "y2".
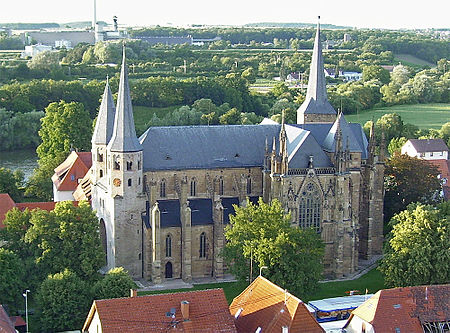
[{"x1": 90, "y1": 22, "x2": 385, "y2": 283}]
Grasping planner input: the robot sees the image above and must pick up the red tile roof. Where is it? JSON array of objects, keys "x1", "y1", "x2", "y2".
[
  {"x1": 10, "y1": 316, "x2": 26, "y2": 327},
  {"x1": 230, "y1": 276, "x2": 324, "y2": 333},
  {"x1": 52, "y1": 151, "x2": 92, "y2": 192},
  {"x1": 347, "y1": 284, "x2": 450, "y2": 333},
  {"x1": 83, "y1": 289, "x2": 237, "y2": 333},
  {"x1": 0, "y1": 193, "x2": 78, "y2": 227},
  {"x1": 426, "y1": 159, "x2": 450, "y2": 200},
  {"x1": 0, "y1": 194, "x2": 16, "y2": 229},
  {"x1": 0, "y1": 305, "x2": 15, "y2": 333}
]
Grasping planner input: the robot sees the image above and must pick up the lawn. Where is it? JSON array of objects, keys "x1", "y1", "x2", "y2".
[
  {"x1": 346, "y1": 103, "x2": 450, "y2": 130},
  {"x1": 139, "y1": 268, "x2": 385, "y2": 304}
]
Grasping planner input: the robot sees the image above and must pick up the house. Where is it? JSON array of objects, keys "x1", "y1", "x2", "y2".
[
  {"x1": 308, "y1": 294, "x2": 374, "y2": 323},
  {"x1": 343, "y1": 284, "x2": 450, "y2": 333},
  {"x1": 426, "y1": 158, "x2": 450, "y2": 200},
  {"x1": 88, "y1": 19, "x2": 384, "y2": 282},
  {"x1": 229, "y1": 276, "x2": 324, "y2": 333},
  {"x1": 51, "y1": 151, "x2": 92, "y2": 201},
  {"x1": 340, "y1": 72, "x2": 362, "y2": 82},
  {"x1": 82, "y1": 289, "x2": 237, "y2": 333},
  {"x1": 0, "y1": 192, "x2": 72, "y2": 228},
  {"x1": 401, "y1": 138, "x2": 450, "y2": 200},
  {"x1": 0, "y1": 305, "x2": 16, "y2": 333},
  {"x1": 401, "y1": 138, "x2": 449, "y2": 160}
]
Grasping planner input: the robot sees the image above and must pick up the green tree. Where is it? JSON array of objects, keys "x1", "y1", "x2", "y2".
[
  {"x1": 223, "y1": 198, "x2": 324, "y2": 298},
  {"x1": 93, "y1": 267, "x2": 136, "y2": 300},
  {"x1": 25, "y1": 201, "x2": 105, "y2": 281},
  {"x1": 384, "y1": 153, "x2": 441, "y2": 222},
  {"x1": 379, "y1": 202, "x2": 450, "y2": 287},
  {"x1": 387, "y1": 137, "x2": 407, "y2": 156},
  {"x1": 37, "y1": 269, "x2": 91, "y2": 332},
  {"x1": 27, "y1": 101, "x2": 92, "y2": 200},
  {"x1": 362, "y1": 65, "x2": 390, "y2": 85},
  {"x1": 37, "y1": 101, "x2": 92, "y2": 161},
  {"x1": 0, "y1": 167, "x2": 24, "y2": 201},
  {"x1": 219, "y1": 108, "x2": 241, "y2": 125},
  {"x1": 0, "y1": 249, "x2": 25, "y2": 312}
]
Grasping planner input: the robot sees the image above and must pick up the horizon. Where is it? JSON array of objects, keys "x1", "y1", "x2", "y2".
[{"x1": 1, "y1": 0, "x2": 449, "y2": 30}]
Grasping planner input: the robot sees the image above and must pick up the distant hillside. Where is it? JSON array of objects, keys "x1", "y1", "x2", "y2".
[
  {"x1": 0, "y1": 21, "x2": 108, "y2": 30},
  {"x1": 0, "y1": 23, "x2": 59, "y2": 29},
  {"x1": 244, "y1": 22, "x2": 350, "y2": 29},
  {"x1": 60, "y1": 21, "x2": 108, "y2": 29}
]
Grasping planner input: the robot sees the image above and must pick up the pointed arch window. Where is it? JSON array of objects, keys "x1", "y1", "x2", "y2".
[
  {"x1": 190, "y1": 178, "x2": 197, "y2": 197},
  {"x1": 160, "y1": 179, "x2": 166, "y2": 197},
  {"x1": 127, "y1": 161, "x2": 133, "y2": 171},
  {"x1": 299, "y1": 182, "x2": 322, "y2": 232},
  {"x1": 199, "y1": 232, "x2": 206, "y2": 258},
  {"x1": 219, "y1": 177, "x2": 224, "y2": 195},
  {"x1": 165, "y1": 234, "x2": 172, "y2": 258},
  {"x1": 246, "y1": 176, "x2": 252, "y2": 195},
  {"x1": 113, "y1": 157, "x2": 120, "y2": 170}
]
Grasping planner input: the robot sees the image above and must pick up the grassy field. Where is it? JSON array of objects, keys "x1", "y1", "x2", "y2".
[
  {"x1": 133, "y1": 105, "x2": 180, "y2": 134},
  {"x1": 346, "y1": 103, "x2": 450, "y2": 129},
  {"x1": 394, "y1": 53, "x2": 435, "y2": 67},
  {"x1": 139, "y1": 268, "x2": 385, "y2": 304}
]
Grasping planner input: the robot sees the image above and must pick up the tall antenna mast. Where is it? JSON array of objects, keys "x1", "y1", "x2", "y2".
[{"x1": 93, "y1": 0, "x2": 97, "y2": 31}]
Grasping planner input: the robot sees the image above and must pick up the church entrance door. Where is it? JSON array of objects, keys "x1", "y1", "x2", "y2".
[{"x1": 165, "y1": 261, "x2": 173, "y2": 278}]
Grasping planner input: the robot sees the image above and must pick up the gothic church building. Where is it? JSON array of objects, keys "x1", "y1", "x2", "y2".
[{"x1": 91, "y1": 23, "x2": 384, "y2": 283}]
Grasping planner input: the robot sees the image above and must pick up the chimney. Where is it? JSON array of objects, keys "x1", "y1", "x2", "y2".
[
  {"x1": 181, "y1": 300, "x2": 189, "y2": 321},
  {"x1": 130, "y1": 289, "x2": 137, "y2": 297}
]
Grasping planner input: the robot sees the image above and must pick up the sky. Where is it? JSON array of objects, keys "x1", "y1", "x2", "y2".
[{"x1": 1, "y1": 0, "x2": 449, "y2": 30}]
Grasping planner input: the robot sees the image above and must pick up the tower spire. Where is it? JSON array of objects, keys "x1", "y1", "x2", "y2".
[
  {"x1": 297, "y1": 16, "x2": 336, "y2": 124},
  {"x1": 107, "y1": 46, "x2": 142, "y2": 152},
  {"x1": 92, "y1": 78, "x2": 116, "y2": 145}
]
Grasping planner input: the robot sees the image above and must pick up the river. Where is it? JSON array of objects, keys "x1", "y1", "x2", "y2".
[{"x1": 0, "y1": 149, "x2": 39, "y2": 181}]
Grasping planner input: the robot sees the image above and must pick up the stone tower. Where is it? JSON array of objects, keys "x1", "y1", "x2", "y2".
[
  {"x1": 91, "y1": 79, "x2": 115, "y2": 183},
  {"x1": 93, "y1": 48, "x2": 146, "y2": 277},
  {"x1": 297, "y1": 17, "x2": 336, "y2": 124}
]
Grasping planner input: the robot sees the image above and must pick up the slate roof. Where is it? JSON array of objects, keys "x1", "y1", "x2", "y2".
[
  {"x1": 322, "y1": 112, "x2": 362, "y2": 153},
  {"x1": 230, "y1": 276, "x2": 324, "y2": 333},
  {"x1": 92, "y1": 81, "x2": 116, "y2": 145},
  {"x1": 189, "y1": 199, "x2": 212, "y2": 226},
  {"x1": 82, "y1": 289, "x2": 237, "y2": 333},
  {"x1": 139, "y1": 125, "x2": 280, "y2": 171},
  {"x1": 222, "y1": 197, "x2": 239, "y2": 224},
  {"x1": 407, "y1": 138, "x2": 449, "y2": 153},
  {"x1": 285, "y1": 125, "x2": 333, "y2": 168},
  {"x1": 297, "y1": 21, "x2": 336, "y2": 116},
  {"x1": 345, "y1": 284, "x2": 450, "y2": 333},
  {"x1": 158, "y1": 199, "x2": 181, "y2": 227},
  {"x1": 107, "y1": 50, "x2": 142, "y2": 153}
]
